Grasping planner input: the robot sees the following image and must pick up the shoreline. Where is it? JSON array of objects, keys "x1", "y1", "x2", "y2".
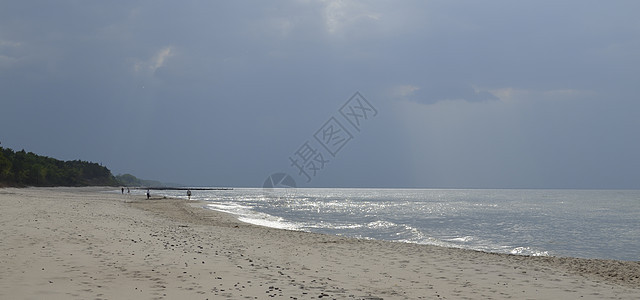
[
  {"x1": 150, "y1": 187, "x2": 640, "y2": 262},
  {"x1": 199, "y1": 199, "x2": 628, "y2": 262},
  {"x1": 132, "y1": 191, "x2": 640, "y2": 287},
  {"x1": 1, "y1": 187, "x2": 639, "y2": 299}
]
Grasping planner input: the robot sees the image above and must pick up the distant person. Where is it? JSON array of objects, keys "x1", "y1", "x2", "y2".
[
  {"x1": 121, "y1": 187, "x2": 124, "y2": 194},
  {"x1": 127, "y1": 188, "x2": 130, "y2": 194},
  {"x1": 146, "y1": 189, "x2": 150, "y2": 199},
  {"x1": 187, "y1": 189, "x2": 192, "y2": 200}
]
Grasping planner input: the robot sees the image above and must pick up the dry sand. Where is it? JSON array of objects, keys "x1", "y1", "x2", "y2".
[{"x1": 1, "y1": 187, "x2": 638, "y2": 300}]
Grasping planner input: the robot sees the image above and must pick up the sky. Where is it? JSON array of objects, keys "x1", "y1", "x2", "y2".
[{"x1": 1, "y1": 1, "x2": 639, "y2": 189}]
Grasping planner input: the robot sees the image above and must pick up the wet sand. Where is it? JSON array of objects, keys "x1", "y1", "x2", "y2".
[{"x1": 1, "y1": 187, "x2": 638, "y2": 299}]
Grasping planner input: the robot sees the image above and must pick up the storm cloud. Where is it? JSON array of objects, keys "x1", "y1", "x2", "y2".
[{"x1": 1, "y1": 1, "x2": 639, "y2": 188}]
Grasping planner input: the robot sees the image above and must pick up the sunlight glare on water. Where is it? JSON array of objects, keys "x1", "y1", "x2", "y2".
[{"x1": 153, "y1": 188, "x2": 640, "y2": 261}]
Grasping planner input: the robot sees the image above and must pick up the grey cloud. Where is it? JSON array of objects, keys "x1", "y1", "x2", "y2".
[
  {"x1": 407, "y1": 85, "x2": 499, "y2": 105},
  {"x1": 1, "y1": 1, "x2": 639, "y2": 188}
]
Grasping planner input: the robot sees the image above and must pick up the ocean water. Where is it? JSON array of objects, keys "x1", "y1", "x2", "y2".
[{"x1": 148, "y1": 188, "x2": 639, "y2": 261}]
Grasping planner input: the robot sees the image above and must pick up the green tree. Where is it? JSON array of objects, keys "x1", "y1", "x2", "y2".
[
  {"x1": 0, "y1": 146, "x2": 119, "y2": 187},
  {"x1": 0, "y1": 152, "x2": 12, "y2": 181}
]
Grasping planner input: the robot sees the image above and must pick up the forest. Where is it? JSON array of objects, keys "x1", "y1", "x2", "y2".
[
  {"x1": 114, "y1": 173, "x2": 167, "y2": 188},
  {"x1": 0, "y1": 145, "x2": 119, "y2": 187}
]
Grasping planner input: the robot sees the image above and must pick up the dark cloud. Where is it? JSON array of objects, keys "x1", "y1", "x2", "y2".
[{"x1": 1, "y1": 1, "x2": 639, "y2": 188}]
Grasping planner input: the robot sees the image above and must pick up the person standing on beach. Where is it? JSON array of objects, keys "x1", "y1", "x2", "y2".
[
  {"x1": 187, "y1": 189, "x2": 191, "y2": 200},
  {"x1": 146, "y1": 189, "x2": 150, "y2": 199},
  {"x1": 121, "y1": 187, "x2": 124, "y2": 194}
]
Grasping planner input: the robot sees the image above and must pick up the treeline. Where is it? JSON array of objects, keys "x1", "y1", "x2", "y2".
[
  {"x1": 114, "y1": 173, "x2": 167, "y2": 187},
  {"x1": 0, "y1": 146, "x2": 119, "y2": 187}
]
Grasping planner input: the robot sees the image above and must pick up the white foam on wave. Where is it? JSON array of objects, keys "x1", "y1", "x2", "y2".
[
  {"x1": 237, "y1": 216, "x2": 300, "y2": 231},
  {"x1": 367, "y1": 220, "x2": 397, "y2": 229},
  {"x1": 303, "y1": 222, "x2": 364, "y2": 230},
  {"x1": 510, "y1": 246, "x2": 549, "y2": 256},
  {"x1": 205, "y1": 203, "x2": 301, "y2": 231},
  {"x1": 445, "y1": 236, "x2": 475, "y2": 242},
  {"x1": 206, "y1": 202, "x2": 250, "y2": 214}
]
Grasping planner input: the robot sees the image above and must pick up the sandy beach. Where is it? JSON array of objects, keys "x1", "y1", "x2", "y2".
[{"x1": 1, "y1": 187, "x2": 638, "y2": 299}]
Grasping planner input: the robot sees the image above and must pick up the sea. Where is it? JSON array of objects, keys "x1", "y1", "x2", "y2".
[{"x1": 138, "y1": 188, "x2": 639, "y2": 261}]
